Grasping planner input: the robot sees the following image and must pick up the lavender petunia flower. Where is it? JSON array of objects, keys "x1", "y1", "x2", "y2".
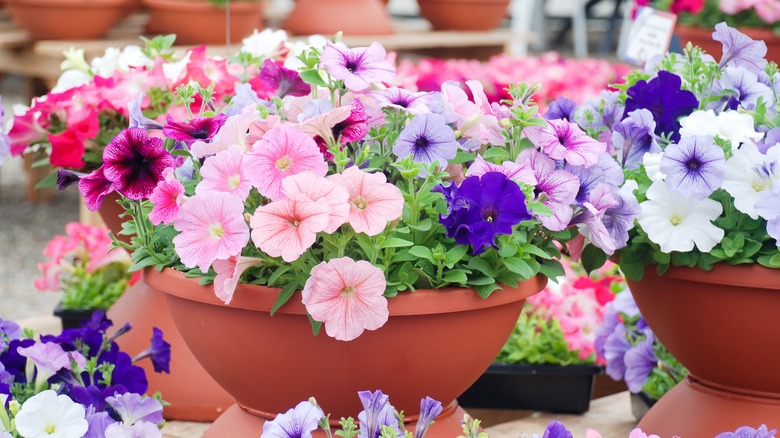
[
  {"x1": 106, "y1": 392, "x2": 164, "y2": 426},
  {"x1": 78, "y1": 166, "x2": 116, "y2": 211},
  {"x1": 163, "y1": 114, "x2": 228, "y2": 143},
  {"x1": 414, "y1": 396, "x2": 443, "y2": 438},
  {"x1": 545, "y1": 96, "x2": 579, "y2": 122},
  {"x1": 128, "y1": 93, "x2": 164, "y2": 130},
  {"x1": 755, "y1": 181, "x2": 780, "y2": 245},
  {"x1": 426, "y1": 92, "x2": 457, "y2": 125},
  {"x1": 715, "y1": 66, "x2": 774, "y2": 111},
  {"x1": 625, "y1": 71, "x2": 699, "y2": 143},
  {"x1": 320, "y1": 42, "x2": 395, "y2": 92},
  {"x1": 518, "y1": 148, "x2": 579, "y2": 231},
  {"x1": 714, "y1": 22, "x2": 768, "y2": 75},
  {"x1": 102, "y1": 128, "x2": 175, "y2": 201},
  {"x1": 260, "y1": 59, "x2": 311, "y2": 99},
  {"x1": 571, "y1": 183, "x2": 619, "y2": 254},
  {"x1": 105, "y1": 421, "x2": 161, "y2": 438},
  {"x1": 132, "y1": 328, "x2": 170, "y2": 374},
  {"x1": 576, "y1": 90, "x2": 624, "y2": 132},
  {"x1": 525, "y1": 119, "x2": 606, "y2": 167},
  {"x1": 435, "y1": 173, "x2": 532, "y2": 255},
  {"x1": 357, "y1": 390, "x2": 401, "y2": 438},
  {"x1": 543, "y1": 421, "x2": 574, "y2": 438},
  {"x1": 602, "y1": 187, "x2": 641, "y2": 251},
  {"x1": 0, "y1": 318, "x2": 21, "y2": 350},
  {"x1": 612, "y1": 109, "x2": 660, "y2": 170},
  {"x1": 755, "y1": 127, "x2": 780, "y2": 154},
  {"x1": 624, "y1": 333, "x2": 658, "y2": 393},
  {"x1": 394, "y1": 113, "x2": 458, "y2": 169},
  {"x1": 371, "y1": 87, "x2": 432, "y2": 115},
  {"x1": 715, "y1": 424, "x2": 777, "y2": 438},
  {"x1": 660, "y1": 135, "x2": 726, "y2": 199},
  {"x1": 604, "y1": 324, "x2": 631, "y2": 381},
  {"x1": 84, "y1": 409, "x2": 116, "y2": 438},
  {"x1": 226, "y1": 83, "x2": 274, "y2": 118},
  {"x1": 565, "y1": 163, "x2": 605, "y2": 206},
  {"x1": 594, "y1": 303, "x2": 619, "y2": 359}
]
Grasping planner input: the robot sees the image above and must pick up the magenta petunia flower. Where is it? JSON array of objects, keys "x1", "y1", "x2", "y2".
[
  {"x1": 249, "y1": 197, "x2": 331, "y2": 262},
  {"x1": 301, "y1": 257, "x2": 389, "y2": 341},
  {"x1": 245, "y1": 124, "x2": 328, "y2": 201},
  {"x1": 172, "y1": 191, "x2": 250, "y2": 272},
  {"x1": 196, "y1": 146, "x2": 254, "y2": 201},
  {"x1": 149, "y1": 168, "x2": 185, "y2": 226},
  {"x1": 259, "y1": 58, "x2": 311, "y2": 99},
  {"x1": 281, "y1": 171, "x2": 350, "y2": 234},
  {"x1": 328, "y1": 166, "x2": 404, "y2": 236},
  {"x1": 102, "y1": 128, "x2": 175, "y2": 201},
  {"x1": 333, "y1": 99, "x2": 369, "y2": 144},
  {"x1": 517, "y1": 148, "x2": 579, "y2": 231},
  {"x1": 191, "y1": 107, "x2": 257, "y2": 158},
  {"x1": 78, "y1": 166, "x2": 115, "y2": 211},
  {"x1": 213, "y1": 255, "x2": 262, "y2": 304},
  {"x1": 525, "y1": 119, "x2": 606, "y2": 167},
  {"x1": 320, "y1": 41, "x2": 396, "y2": 92},
  {"x1": 163, "y1": 114, "x2": 228, "y2": 143}
]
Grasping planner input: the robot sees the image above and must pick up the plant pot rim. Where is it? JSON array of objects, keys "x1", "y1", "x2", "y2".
[
  {"x1": 6, "y1": 0, "x2": 130, "y2": 6},
  {"x1": 143, "y1": 267, "x2": 546, "y2": 316},
  {"x1": 640, "y1": 263, "x2": 779, "y2": 290},
  {"x1": 53, "y1": 302, "x2": 100, "y2": 317},
  {"x1": 142, "y1": 0, "x2": 262, "y2": 11},
  {"x1": 676, "y1": 23, "x2": 777, "y2": 35},
  {"x1": 486, "y1": 363, "x2": 604, "y2": 375}
]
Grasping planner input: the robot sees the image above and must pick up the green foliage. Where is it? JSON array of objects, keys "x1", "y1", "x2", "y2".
[
  {"x1": 59, "y1": 262, "x2": 131, "y2": 311},
  {"x1": 495, "y1": 311, "x2": 596, "y2": 366}
]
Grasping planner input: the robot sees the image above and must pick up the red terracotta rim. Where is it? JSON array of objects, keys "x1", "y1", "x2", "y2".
[
  {"x1": 6, "y1": 0, "x2": 129, "y2": 5},
  {"x1": 687, "y1": 375, "x2": 780, "y2": 404},
  {"x1": 642, "y1": 263, "x2": 780, "y2": 290},
  {"x1": 676, "y1": 24, "x2": 778, "y2": 39},
  {"x1": 236, "y1": 399, "x2": 460, "y2": 424},
  {"x1": 144, "y1": 267, "x2": 545, "y2": 316},
  {"x1": 142, "y1": 0, "x2": 261, "y2": 11}
]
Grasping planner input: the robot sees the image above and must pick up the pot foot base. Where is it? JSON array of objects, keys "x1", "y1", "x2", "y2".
[
  {"x1": 638, "y1": 377, "x2": 780, "y2": 436},
  {"x1": 205, "y1": 402, "x2": 473, "y2": 437}
]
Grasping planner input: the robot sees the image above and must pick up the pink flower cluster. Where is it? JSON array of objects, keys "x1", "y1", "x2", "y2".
[
  {"x1": 395, "y1": 53, "x2": 632, "y2": 111},
  {"x1": 35, "y1": 222, "x2": 130, "y2": 292},
  {"x1": 720, "y1": 0, "x2": 780, "y2": 23},
  {"x1": 525, "y1": 260, "x2": 621, "y2": 362}
]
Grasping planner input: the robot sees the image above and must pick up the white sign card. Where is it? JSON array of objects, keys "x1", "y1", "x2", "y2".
[{"x1": 623, "y1": 7, "x2": 677, "y2": 66}]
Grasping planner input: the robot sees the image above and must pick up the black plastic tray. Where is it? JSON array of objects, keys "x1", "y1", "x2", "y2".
[{"x1": 53, "y1": 302, "x2": 98, "y2": 330}]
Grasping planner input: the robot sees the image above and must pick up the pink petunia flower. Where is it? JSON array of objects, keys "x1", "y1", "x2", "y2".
[
  {"x1": 245, "y1": 124, "x2": 328, "y2": 201},
  {"x1": 249, "y1": 197, "x2": 331, "y2": 262},
  {"x1": 246, "y1": 115, "x2": 282, "y2": 146},
  {"x1": 465, "y1": 155, "x2": 537, "y2": 185},
  {"x1": 149, "y1": 168, "x2": 186, "y2": 225},
  {"x1": 301, "y1": 257, "x2": 389, "y2": 341},
  {"x1": 525, "y1": 119, "x2": 606, "y2": 167},
  {"x1": 191, "y1": 107, "x2": 258, "y2": 158},
  {"x1": 196, "y1": 146, "x2": 253, "y2": 201},
  {"x1": 78, "y1": 166, "x2": 115, "y2": 211},
  {"x1": 282, "y1": 171, "x2": 350, "y2": 234},
  {"x1": 328, "y1": 167, "x2": 404, "y2": 236},
  {"x1": 213, "y1": 255, "x2": 263, "y2": 304},
  {"x1": 172, "y1": 191, "x2": 250, "y2": 272},
  {"x1": 517, "y1": 148, "x2": 579, "y2": 231},
  {"x1": 320, "y1": 42, "x2": 396, "y2": 92},
  {"x1": 18, "y1": 342, "x2": 87, "y2": 383}
]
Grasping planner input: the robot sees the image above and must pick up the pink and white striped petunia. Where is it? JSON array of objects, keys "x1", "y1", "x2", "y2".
[
  {"x1": 281, "y1": 171, "x2": 350, "y2": 234},
  {"x1": 328, "y1": 167, "x2": 404, "y2": 236},
  {"x1": 245, "y1": 124, "x2": 328, "y2": 201},
  {"x1": 249, "y1": 197, "x2": 331, "y2": 262},
  {"x1": 196, "y1": 146, "x2": 254, "y2": 201},
  {"x1": 149, "y1": 168, "x2": 185, "y2": 226},
  {"x1": 172, "y1": 191, "x2": 250, "y2": 272},
  {"x1": 301, "y1": 257, "x2": 389, "y2": 341},
  {"x1": 213, "y1": 255, "x2": 263, "y2": 304}
]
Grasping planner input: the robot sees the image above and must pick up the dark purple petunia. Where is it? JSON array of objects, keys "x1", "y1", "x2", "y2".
[
  {"x1": 611, "y1": 108, "x2": 660, "y2": 170},
  {"x1": 393, "y1": 113, "x2": 458, "y2": 169},
  {"x1": 0, "y1": 338, "x2": 34, "y2": 381},
  {"x1": 715, "y1": 424, "x2": 777, "y2": 438},
  {"x1": 69, "y1": 385, "x2": 111, "y2": 412},
  {"x1": 624, "y1": 70, "x2": 699, "y2": 143},
  {"x1": 624, "y1": 333, "x2": 658, "y2": 393},
  {"x1": 102, "y1": 128, "x2": 175, "y2": 201},
  {"x1": 163, "y1": 113, "x2": 228, "y2": 143},
  {"x1": 132, "y1": 327, "x2": 171, "y2": 374},
  {"x1": 78, "y1": 166, "x2": 115, "y2": 211},
  {"x1": 713, "y1": 22, "x2": 768, "y2": 75},
  {"x1": 543, "y1": 420, "x2": 574, "y2": 438},
  {"x1": 435, "y1": 172, "x2": 532, "y2": 255},
  {"x1": 260, "y1": 58, "x2": 311, "y2": 99},
  {"x1": 334, "y1": 99, "x2": 369, "y2": 145},
  {"x1": 56, "y1": 169, "x2": 82, "y2": 190},
  {"x1": 545, "y1": 96, "x2": 579, "y2": 122},
  {"x1": 414, "y1": 396, "x2": 443, "y2": 438}
]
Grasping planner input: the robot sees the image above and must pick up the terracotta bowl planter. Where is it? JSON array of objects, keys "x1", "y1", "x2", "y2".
[
  {"x1": 145, "y1": 267, "x2": 546, "y2": 437},
  {"x1": 283, "y1": 0, "x2": 393, "y2": 36},
  {"x1": 676, "y1": 24, "x2": 780, "y2": 65},
  {"x1": 143, "y1": 0, "x2": 263, "y2": 45},
  {"x1": 6, "y1": 0, "x2": 131, "y2": 40},
  {"x1": 627, "y1": 264, "x2": 780, "y2": 436},
  {"x1": 417, "y1": 0, "x2": 510, "y2": 31}
]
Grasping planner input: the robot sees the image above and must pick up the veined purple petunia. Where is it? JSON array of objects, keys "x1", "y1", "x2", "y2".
[
  {"x1": 517, "y1": 148, "x2": 579, "y2": 231},
  {"x1": 261, "y1": 400, "x2": 323, "y2": 438},
  {"x1": 544, "y1": 96, "x2": 579, "y2": 122},
  {"x1": 78, "y1": 167, "x2": 115, "y2": 211},
  {"x1": 714, "y1": 66, "x2": 774, "y2": 111},
  {"x1": 571, "y1": 183, "x2": 619, "y2": 255},
  {"x1": 623, "y1": 333, "x2": 658, "y2": 393},
  {"x1": 163, "y1": 114, "x2": 228, "y2": 143},
  {"x1": 371, "y1": 87, "x2": 431, "y2": 114},
  {"x1": 611, "y1": 109, "x2": 660, "y2": 170},
  {"x1": 333, "y1": 99, "x2": 369, "y2": 144},
  {"x1": 357, "y1": 390, "x2": 401, "y2": 438},
  {"x1": 660, "y1": 135, "x2": 726, "y2": 199},
  {"x1": 525, "y1": 119, "x2": 606, "y2": 167},
  {"x1": 102, "y1": 128, "x2": 175, "y2": 201},
  {"x1": 713, "y1": 22, "x2": 768, "y2": 75},
  {"x1": 259, "y1": 58, "x2": 311, "y2": 99},
  {"x1": 624, "y1": 71, "x2": 699, "y2": 143},
  {"x1": 320, "y1": 41, "x2": 396, "y2": 92},
  {"x1": 393, "y1": 113, "x2": 458, "y2": 169},
  {"x1": 414, "y1": 397, "x2": 443, "y2": 438}
]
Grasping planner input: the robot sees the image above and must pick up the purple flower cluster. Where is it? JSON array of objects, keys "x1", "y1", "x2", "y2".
[{"x1": 624, "y1": 71, "x2": 698, "y2": 143}]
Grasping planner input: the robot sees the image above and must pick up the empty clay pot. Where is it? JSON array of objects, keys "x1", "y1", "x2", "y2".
[
  {"x1": 283, "y1": 0, "x2": 393, "y2": 36},
  {"x1": 143, "y1": 0, "x2": 263, "y2": 45},
  {"x1": 417, "y1": 0, "x2": 510, "y2": 31},
  {"x1": 6, "y1": 0, "x2": 131, "y2": 40}
]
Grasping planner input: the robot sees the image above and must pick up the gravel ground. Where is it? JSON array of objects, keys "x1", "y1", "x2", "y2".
[{"x1": 0, "y1": 76, "x2": 80, "y2": 321}]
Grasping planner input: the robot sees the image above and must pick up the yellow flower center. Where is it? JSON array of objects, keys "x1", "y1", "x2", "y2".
[
  {"x1": 45, "y1": 424, "x2": 55, "y2": 434},
  {"x1": 669, "y1": 215, "x2": 682, "y2": 226},
  {"x1": 352, "y1": 196, "x2": 368, "y2": 210},
  {"x1": 228, "y1": 174, "x2": 241, "y2": 189},
  {"x1": 753, "y1": 182, "x2": 766, "y2": 192},
  {"x1": 276, "y1": 156, "x2": 293, "y2": 170},
  {"x1": 209, "y1": 223, "x2": 225, "y2": 237},
  {"x1": 342, "y1": 286, "x2": 356, "y2": 295}
]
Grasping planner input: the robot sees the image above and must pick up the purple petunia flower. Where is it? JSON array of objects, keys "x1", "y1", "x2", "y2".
[
  {"x1": 594, "y1": 303, "x2": 619, "y2": 359},
  {"x1": 625, "y1": 70, "x2": 699, "y2": 143},
  {"x1": 715, "y1": 66, "x2": 774, "y2": 111},
  {"x1": 543, "y1": 420, "x2": 574, "y2": 438},
  {"x1": 102, "y1": 128, "x2": 175, "y2": 201},
  {"x1": 84, "y1": 409, "x2": 116, "y2": 438},
  {"x1": 435, "y1": 172, "x2": 532, "y2": 255},
  {"x1": 755, "y1": 127, "x2": 780, "y2": 154},
  {"x1": 132, "y1": 328, "x2": 171, "y2": 374},
  {"x1": 571, "y1": 183, "x2": 619, "y2": 254},
  {"x1": 714, "y1": 22, "x2": 768, "y2": 75},
  {"x1": 611, "y1": 109, "x2": 660, "y2": 170},
  {"x1": 525, "y1": 119, "x2": 606, "y2": 167},
  {"x1": 163, "y1": 113, "x2": 228, "y2": 143},
  {"x1": 260, "y1": 59, "x2": 311, "y2": 99},
  {"x1": 357, "y1": 390, "x2": 402, "y2": 438},
  {"x1": 624, "y1": 333, "x2": 658, "y2": 393},
  {"x1": 715, "y1": 424, "x2": 777, "y2": 438},
  {"x1": 545, "y1": 96, "x2": 579, "y2": 122},
  {"x1": 262, "y1": 400, "x2": 323, "y2": 438},
  {"x1": 604, "y1": 324, "x2": 631, "y2": 381},
  {"x1": 69, "y1": 385, "x2": 112, "y2": 412},
  {"x1": 371, "y1": 87, "x2": 432, "y2": 114},
  {"x1": 128, "y1": 93, "x2": 164, "y2": 131},
  {"x1": 226, "y1": 83, "x2": 274, "y2": 118},
  {"x1": 106, "y1": 392, "x2": 164, "y2": 425},
  {"x1": 56, "y1": 169, "x2": 82, "y2": 190},
  {"x1": 77, "y1": 166, "x2": 116, "y2": 211},
  {"x1": 334, "y1": 99, "x2": 369, "y2": 144},
  {"x1": 0, "y1": 318, "x2": 21, "y2": 350},
  {"x1": 320, "y1": 42, "x2": 396, "y2": 92},
  {"x1": 517, "y1": 148, "x2": 579, "y2": 231},
  {"x1": 755, "y1": 181, "x2": 780, "y2": 244},
  {"x1": 414, "y1": 396, "x2": 443, "y2": 438},
  {"x1": 576, "y1": 90, "x2": 624, "y2": 133},
  {"x1": 660, "y1": 135, "x2": 726, "y2": 199},
  {"x1": 602, "y1": 188, "x2": 641, "y2": 251},
  {"x1": 394, "y1": 113, "x2": 458, "y2": 169}
]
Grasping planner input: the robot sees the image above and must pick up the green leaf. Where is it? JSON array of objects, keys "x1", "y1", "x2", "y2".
[
  {"x1": 503, "y1": 257, "x2": 533, "y2": 278},
  {"x1": 442, "y1": 270, "x2": 468, "y2": 284},
  {"x1": 409, "y1": 246, "x2": 434, "y2": 262},
  {"x1": 475, "y1": 282, "x2": 501, "y2": 298},
  {"x1": 519, "y1": 244, "x2": 552, "y2": 260},
  {"x1": 443, "y1": 245, "x2": 469, "y2": 267},
  {"x1": 581, "y1": 244, "x2": 608, "y2": 274},
  {"x1": 467, "y1": 257, "x2": 497, "y2": 277},
  {"x1": 449, "y1": 150, "x2": 476, "y2": 165},
  {"x1": 34, "y1": 171, "x2": 59, "y2": 189},
  {"x1": 307, "y1": 313, "x2": 322, "y2": 336},
  {"x1": 469, "y1": 276, "x2": 496, "y2": 286},
  {"x1": 299, "y1": 69, "x2": 327, "y2": 87},
  {"x1": 481, "y1": 147, "x2": 511, "y2": 162},
  {"x1": 380, "y1": 238, "x2": 414, "y2": 249},
  {"x1": 270, "y1": 283, "x2": 297, "y2": 316},
  {"x1": 407, "y1": 218, "x2": 432, "y2": 232}
]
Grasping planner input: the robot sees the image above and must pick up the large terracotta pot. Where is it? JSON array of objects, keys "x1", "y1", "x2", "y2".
[
  {"x1": 282, "y1": 0, "x2": 393, "y2": 36},
  {"x1": 6, "y1": 0, "x2": 131, "y2": 40},
  {"x1": 416, "y1": 0, "x2": 510, "y2": 31},
  {"x1": 97, "y1": 195, "x2": 233, "y2": 421},
  {"x1": 145, "y1": 267, "x2": 546, "y2": 437},
  {"x1": 143, "y1": 0, "x2": 263, "y2": 45},
  {"x1": 627, "y1": 264, "x2": 780, "y2": 436},
  {"x1": 676, "y1": 24, "x2": 780, "y2": 64}
]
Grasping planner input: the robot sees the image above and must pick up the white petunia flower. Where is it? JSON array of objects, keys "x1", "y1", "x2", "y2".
[
  {"x1": 642, "y1": 152, "x2": 666, "y2": 182},
  {"x1": 240, "y1": 29, "x2": 289, "y2": 59},
  {"x1": 90, "y1": 47, "x2": 122, "y2": 77},
  {"x1": 638, "y1": 181, "x2": 724, "y2": 253},
  {"x1": 51, "y1": 70, "x2": 92, "y2": 93},
  {"x1": 679, "y1": 110, "x2": 719, "y2": 138},
  {"x1": 14, "y1": 390, "x2": 88, "y2": 438},
  {"x1": 722, "y1": 142, "x2": 780, "y2": 218},
  {"x1": 162, "y1": 51, "x2": 191, "y2": 84},
  {"x1": 117, "y1": 46, "x2": 153, "y2": 71},
  {"x1": 715, "y1": 112, "x2": 763, "y2": 150},
  {"x1": 105, "y1": 421, "x2": 162, "y2": 438}
]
